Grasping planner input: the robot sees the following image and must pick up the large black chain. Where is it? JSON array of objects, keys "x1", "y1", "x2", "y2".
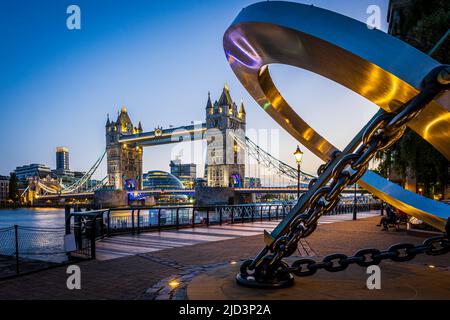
[
  {"x1": 240, "y1": 65, "x2": 450, "y2": 282},
  {"x1": 289, "y1": 235, "x2": 450, "y2": 277}
]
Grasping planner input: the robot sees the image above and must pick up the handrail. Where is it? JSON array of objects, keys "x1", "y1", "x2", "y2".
[
  {"x1": 69, "y1": 209, "x2": 109, "y2": 217},
  {"x1": 106, "y1": 202, "x2": 295, "y2": 212}
]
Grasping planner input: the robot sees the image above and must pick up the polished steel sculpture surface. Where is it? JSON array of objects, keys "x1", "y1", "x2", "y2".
[
  {"x1": 223, "y1": 1, "x2": 450, "y2": 288},
  {"x1": 224, "y1": 1, "x2": 450, "y2": 230}
]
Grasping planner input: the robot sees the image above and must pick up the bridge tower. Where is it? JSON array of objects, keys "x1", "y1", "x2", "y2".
[
  {"x1": 205, "y1": 85, "x2": 246, "y2": 187},
  {"x1": 105, "y1": 106, "x2": 143, "y2": 190}
]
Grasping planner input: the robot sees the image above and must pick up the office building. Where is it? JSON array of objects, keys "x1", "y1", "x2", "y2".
[
  {"x1": 15, "y1": 164, "x2": 52, "y2": 182},
  {"x1": 0, "y1": 175, "x2": 9, "y2": 202},
  {"x1": 143, "y1": 170, "x2": 184, "y2": 190},
  {"x1": 170, "y1": 160, "x2": 197, "y2": 179},
  {"x1": 56, "y1": 146, "x2": 70, "y2": 171}
]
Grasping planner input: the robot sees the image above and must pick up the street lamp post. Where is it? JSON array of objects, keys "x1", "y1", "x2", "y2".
[
  {"x1": 353, "y1": 183, "x2": 357, "y2": 220},
  {"x1": 294, "y1": 145, "x2": 303, "y2": 200}
]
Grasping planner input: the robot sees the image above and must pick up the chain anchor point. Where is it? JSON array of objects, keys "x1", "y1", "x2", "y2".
[{"x1": 235, "y1": 258, "x2": 295, "y2": 288}]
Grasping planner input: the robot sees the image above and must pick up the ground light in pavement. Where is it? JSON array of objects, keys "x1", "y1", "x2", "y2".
[{"x1": 168, "y1": 279, "x2": 180, "y2": 289}]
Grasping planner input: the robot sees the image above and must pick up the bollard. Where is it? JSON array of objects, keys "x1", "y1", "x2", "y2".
[
  {"x1": 137, "y1": 209, "x2": 141, "y2": 234},
  {"x1": 14, "y1": 225, "x2": 19, "y2": 275},
  {"x1": 158, "y1": 208, "x2": 161, "y2": 231},
  {"x1": 64, "y1": 205, "x2": 71, "y2": 235},
  {"x1": 107, "y1": 209, "x2": 111, "y2": 236},
  {"x1": 90, "y1": 219, "x2": 96, "y2": 259},
  {"x1": 131, "y1": 209, "x2": 135, "y2": 235},
  {"x1": 231, "y1": 207, "x2": 234, "y2": 224}
]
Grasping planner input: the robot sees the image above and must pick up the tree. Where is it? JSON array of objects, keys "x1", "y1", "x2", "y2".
[
  {"x1": 376, "y1": 0, "x2": 450, "y2": 198},
  {"x1": 8, "y1": 173, "x2": 19, "y2": 202},
  {"x1": 376, "y1": 130, "x2": 448, "y2": 198}
]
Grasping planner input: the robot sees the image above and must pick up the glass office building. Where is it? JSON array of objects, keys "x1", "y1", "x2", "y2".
[
  {"x1": 56, "y1": 147, "x2": 70, "y2": 171},
  {"x1": 143, "y1": 170, "x2": 184, "y2": 190}
]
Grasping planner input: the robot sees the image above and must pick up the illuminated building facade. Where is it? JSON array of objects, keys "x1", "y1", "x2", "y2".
[
  {"x1": 105, "y1": 86, "x2": 246, "y2": 190},
  {"x1": 105, "y1": 106, "x2": 143, "y2": 190},
  {"x1": 143, "y1": 170, "x2": 184, "y2": 190},
  {"x1": 206, "y1": 85, "x2": 246, "y2": 187},
  {"x1": 53, "y1": 146, "x2": 86, "y2": 186},
  {"x1": 56, "y1": 146, "x2": 70, "y2": 171}
]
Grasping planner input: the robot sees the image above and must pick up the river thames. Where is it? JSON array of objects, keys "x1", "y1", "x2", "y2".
[
  {"x1": 0, "y1": 208, "x2": 67, "y2": 263},
  {"x1": 0, "y1": 207, "x2": 65, "y2": 229}
]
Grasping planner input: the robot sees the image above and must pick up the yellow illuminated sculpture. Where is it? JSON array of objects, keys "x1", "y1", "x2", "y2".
[{"x1": 224, "y1": 1, "x2": 450, "y2": 288}]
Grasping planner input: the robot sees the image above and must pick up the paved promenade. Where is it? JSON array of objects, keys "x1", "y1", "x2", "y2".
[
  {"x1": 0, "y1": 212, "x2": 448, "y2": 300},
  {"x1": 96, "y1": 212, "x2": 378, "y2": 260}
]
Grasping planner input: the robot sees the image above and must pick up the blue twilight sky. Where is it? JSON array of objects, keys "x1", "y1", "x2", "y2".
[{"x1": 0, "y1": 0, "x2": 388, "y2": 181}]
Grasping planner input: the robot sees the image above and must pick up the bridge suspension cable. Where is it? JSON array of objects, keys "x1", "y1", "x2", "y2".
[
  {"x1": 230, "y1": 132, "x2": 316, "y2": 184},
  {"x1": 86, "y1": 176, "x2": 108, "y2": 192},
  {"x1": 30, "y1": 150, "x2": 107, "y2": 197},
  {"x1": 20, "y1": 186, "x2": 29, "y2": 198},
  {"x1": 61, "y1": 150, "x2": 107, "y2": 194}
]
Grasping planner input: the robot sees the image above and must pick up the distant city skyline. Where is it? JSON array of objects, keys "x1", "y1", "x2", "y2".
[{"x1": 0, "y1": 0, "x2": 388, "y2": 178}]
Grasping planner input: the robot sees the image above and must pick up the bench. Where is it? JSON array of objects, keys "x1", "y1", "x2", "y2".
[{"x1": 386, "y1": 215, "x2": 408, "y2": 231}]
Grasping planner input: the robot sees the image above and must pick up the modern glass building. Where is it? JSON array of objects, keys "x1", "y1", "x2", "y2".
[
  {"x1": 15, "y1": 164, "x2": 52, "y2": 182},
  {"x1": 143, "y1": 170, "x2": 184, "y2": 190},
  {"x1": 170, "y1": 160, "x2": 196, "y2": 179},
  {"x1": 56, "y1": 147, "x2": 70, "y2": 171},
  {"x1": 169, "y1": 160, "x2": 197, "y2": 188}
]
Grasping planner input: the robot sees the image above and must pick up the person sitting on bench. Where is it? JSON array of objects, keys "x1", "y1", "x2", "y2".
[{"x1": 377, "y1": 205, "x2": 397, "y2": 231}]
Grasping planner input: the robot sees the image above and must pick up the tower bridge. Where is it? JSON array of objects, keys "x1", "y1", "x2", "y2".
[
  {"x1": 26, "y1": 84, "x2": 360, "y2": 206},
  {"x1": 106, "y1": 85, "x2": 248, "y2": 191},
  {"x1": 118, "y1": 123, "x2": 207, "y2": 147}
]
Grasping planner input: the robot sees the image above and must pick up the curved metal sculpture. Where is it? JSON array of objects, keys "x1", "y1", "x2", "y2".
[{"x1": 223, "y1": 1, "x2": 450, "y2": 288}]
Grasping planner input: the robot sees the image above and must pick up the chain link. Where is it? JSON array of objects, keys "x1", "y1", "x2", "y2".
[
  {"x1": 288, "y1": 236, "x2": 450, "y2": 277},
  {"x1": 266, "y1": 108, "x2": 413, "y2": 268},
  {"x1": 240, "y1": 65, "x2": 450, "y2": 280}
]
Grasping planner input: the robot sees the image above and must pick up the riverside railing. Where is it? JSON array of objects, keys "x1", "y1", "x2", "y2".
[
  {"x1": 65, "y1": 201, "x2": 381, "y2": 260},
  {"x1": 0, "y1": 225, "x2": 67, "y2": 279}
]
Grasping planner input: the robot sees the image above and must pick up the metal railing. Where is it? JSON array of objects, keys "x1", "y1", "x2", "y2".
[
  {"x1": 65, "y1": 201, "x2": 381, "y2": 260},
  {"x1": 0, "y1": 225, "x2": 67, "y2": 279},
  {"x1": 328, "y1": 202, "x2": 381, "y2": 215}
]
